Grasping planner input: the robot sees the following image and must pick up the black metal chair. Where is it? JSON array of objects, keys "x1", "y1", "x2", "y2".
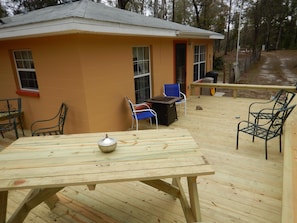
[
  {"x1": 236, "y1": 104, "x2": 296, "y2": 159},
  {"x1": 31, "y1": 103, "x2": 68, "y2": 136},
  {"x1": 248, "y1": 89, "x2": 295, "y2": 125},
  {"x1": 0, "y1": 98, "x2": 25, "y2": 139}
]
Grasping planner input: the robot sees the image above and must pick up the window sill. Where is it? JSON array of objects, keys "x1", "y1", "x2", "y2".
[{"x1": 16, "y1": 90, "x2": 40, "y2": 97}]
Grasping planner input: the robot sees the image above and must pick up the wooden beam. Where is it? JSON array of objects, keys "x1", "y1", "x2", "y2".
[
  {"x1": 190, "y1": 83, "x2": 297, "y2": 98},
  {"x1": 87, "y1": 184, "x2": 96, "y2": 190},
  {"x1": 282, "y1": 107, "x2": 297, "y2": 223},
  {"x1": 187, "y1": 176, "x2": 201, "y2": 222},
  {"x1": 44, "y1": 194, "x2": 59, "y2": 210},
  {"x1": 173, "y1": 178, "x2": 195, "y2": 223},
  {"x1": 0, "y1": 191, "x2": 8, "y2": 223},
  {"x1": 7, "y1": 187, "x2": 63, "y2": 223},
  {"x1": 141, "y1": 180, "x2": 180, "y2": 198}
]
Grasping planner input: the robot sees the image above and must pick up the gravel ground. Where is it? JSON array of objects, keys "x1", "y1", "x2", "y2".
[{"x1": 220, "y1": 50, "x2": 297, "y2": 99}]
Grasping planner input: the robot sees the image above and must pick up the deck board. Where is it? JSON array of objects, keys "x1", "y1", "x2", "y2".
[{"x1": 0, "y1": 95, "x2": 289, "y2": 223}]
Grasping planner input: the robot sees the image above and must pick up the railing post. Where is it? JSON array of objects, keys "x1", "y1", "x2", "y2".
[{"x1": 233, "y1": 89, "x2": 237, "y2": 98}]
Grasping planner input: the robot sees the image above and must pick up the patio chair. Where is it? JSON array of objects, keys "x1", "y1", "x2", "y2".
[
  {"x1": 31, "y1": 103, "x2": 68, "y2": 136},
  {"x1": 0, "y1": 98, "x2": 25, "y2": 139},
  {"x1": 248, "y1": 89, "x2": 295, "y2": 125},
  {"x1": 236, "y1": 104, "x2": 296, "y2": 159},
  {"x1": 126, "y1": 97, "x2": 158, "y2": 131},
  {"x1": 163, "y1": 83, "x2": 187, "y2": 115}
]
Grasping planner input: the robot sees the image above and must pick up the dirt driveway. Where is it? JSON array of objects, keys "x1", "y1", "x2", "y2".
[{"x1": 223, "y1": 50, "x2": 297, "y2": 99}]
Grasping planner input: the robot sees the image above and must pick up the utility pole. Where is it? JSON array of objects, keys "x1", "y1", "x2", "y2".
[{"x1": 235, "y1": 0, "x2": 243, "y2": 83}]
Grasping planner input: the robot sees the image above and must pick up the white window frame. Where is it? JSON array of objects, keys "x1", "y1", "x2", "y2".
[
  {"x1": 193, "y1": 45, "x2": 206, "y2": 81},
  {"x1": 132, "y1": 46, "x2": 152, "y2": 103},
  {"x1": 13, "y1": 50, "x2": 39, "y2": 92}
]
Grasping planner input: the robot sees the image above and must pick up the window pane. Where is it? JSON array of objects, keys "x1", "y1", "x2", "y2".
[
  {"x1": 22, "y1": 51, "x2": 28, "y2": 59},
  {"x1": 194, "y1": 46, "x2": 198, "y2": 54},
  {"x1": 193, "y1": 55, "x2": 197, "y2": 63},
  {"x1": 14, "y1": 51, "x2": 22, "y2": 59},
  {"x1": 134, "y1": 75, "x2": 150, "y2": 103},
  {"x1": 16, "y1": 61, "x2": 24, "y2": 68},
  {"x1": 193, "y1": 64, "x2": 198, "y2": 80},
  {"x1": 139, "y1": 62, "x2": 144, "y2": 74},
  {"x1": 27, "y1": 51, "x2": 33, "y2": 59},
  {"x1": 144, "y1": 47, "x2": 149, "y2": 60},
  {"x1": 24, "y1": 61, "x2": 32, "y2": 69},
  {"x1": 143, "y1": 61, "x2": 149, "y2": 73},
  {"x1": 200, "y1": 63, "x2": 206, "y2": 78},
  {"x1": 30, "y1": 61, "x2": 35, "y2": 69},
  {"x1": 138, "y1": 47, "x2": 144, "y2": 60},
  {"x1": 19, "y1": 71, "x2": 39, "y2": 90}
]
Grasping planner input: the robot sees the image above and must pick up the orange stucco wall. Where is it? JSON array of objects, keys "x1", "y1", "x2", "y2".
[{"x1": 0, "y1": 34, "x2": 214, "y2": 134}]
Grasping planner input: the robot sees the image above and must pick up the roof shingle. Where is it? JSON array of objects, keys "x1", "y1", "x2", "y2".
[{"x1": 0, "y1": 0, "x2": 224, "y2": 40}]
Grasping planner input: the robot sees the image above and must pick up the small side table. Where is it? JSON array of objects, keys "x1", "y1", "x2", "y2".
[{"x1": 145, "y1": 96, "x2": 181, "y2": 126}]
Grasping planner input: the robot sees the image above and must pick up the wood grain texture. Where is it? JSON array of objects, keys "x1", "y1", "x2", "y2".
[{"x1": 1, "y1": 95, "x2": 294, "y2": 223}]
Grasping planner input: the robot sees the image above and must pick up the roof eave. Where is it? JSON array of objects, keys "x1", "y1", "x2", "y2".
[
  {"x1": 0, "y1": 17, "x2": 224, "y2": 40},
  {"x1": 176, "y1": 31, "x2": 224, "y2": 40},
  {"x1": 0, "y1": 17, "x2": 182, "y2": 40}
]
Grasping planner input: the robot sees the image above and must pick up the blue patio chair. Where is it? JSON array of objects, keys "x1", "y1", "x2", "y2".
[
  {"x1": 236, "y1": 104, "x2": 296, "y2": 160},
  {"x1": 126, "y1": 97, "x2": 158, "y2": 131},
  {"x1": 163, "y1": 83, "x2": 186, "y2": 115}
]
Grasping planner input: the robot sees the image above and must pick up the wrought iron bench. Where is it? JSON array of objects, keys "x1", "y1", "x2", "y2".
[
  {"x1": 236, "y1": 104, "x2": 296, "y2": 159},
  {"x1": 248, "y1": 89, "x2": 295, "y2": 125},
  {"x1": 31, "y1": 103, "x2": 68, "y2": 136},
  {"x1": 0, "y1": 98, "x2": 25, "y2": 139}
]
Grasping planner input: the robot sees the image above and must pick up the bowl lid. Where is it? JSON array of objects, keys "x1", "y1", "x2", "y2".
[{"x1": 98, "y1": 134, "x2": 117, "y2": 146}]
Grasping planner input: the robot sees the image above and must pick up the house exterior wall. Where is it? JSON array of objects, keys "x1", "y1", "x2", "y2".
[{"x1": 0, "y1": 34, "x2": 214, "y2": 133}]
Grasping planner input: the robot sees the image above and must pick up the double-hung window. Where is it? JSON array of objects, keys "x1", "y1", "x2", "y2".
[
  {"x1": 13, "y1": 50, "x2": 39, "y2": 92},
  {"x1": 132, "y1": 47, "x2": 151, "y2": 103},
  {"x1": 193, "y1": 45, "x2": 206, "y2": 81}
]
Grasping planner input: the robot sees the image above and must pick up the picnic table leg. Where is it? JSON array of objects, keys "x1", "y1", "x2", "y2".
[
  {"x1": 7, "y1": 187, "x2": 63, "y2": 223},
  {"x1": 173, "y1": 178, "x2": 195, "y2": 223},
  {"x1": 0, "y1": 191, "x2": 8, "y2": 223},
  {"x1": 187, "y1": 176, "x2": 201, "y2": 222}
]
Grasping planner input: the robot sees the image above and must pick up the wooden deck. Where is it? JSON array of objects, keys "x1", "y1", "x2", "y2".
[{"x1": 1, "y1": 95, "x2": 293, "y2": 223}]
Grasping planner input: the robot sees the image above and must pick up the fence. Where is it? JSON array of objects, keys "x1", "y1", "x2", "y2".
[{"x1": 223, "y1": 49, "x2": 261, "y2": 83}]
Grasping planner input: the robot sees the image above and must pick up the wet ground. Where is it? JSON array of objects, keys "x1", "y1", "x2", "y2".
[{"x1": 221, "y1": 50, "x2": 297, "y2": 99}]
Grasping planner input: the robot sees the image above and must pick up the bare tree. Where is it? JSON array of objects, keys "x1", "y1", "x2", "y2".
[
  {"x1": 0, "y1": 2, "x2": 8, "y2": 18},
  {"x1": 118, "y1": 0, "x2": 130, "y2": 8},
  {"x1": 224, "y1": 0, "x2": 232, "y2": 55}
]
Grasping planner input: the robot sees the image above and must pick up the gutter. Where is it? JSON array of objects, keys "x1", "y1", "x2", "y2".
[{"x1": 176, "y1": 31, "x2": 224, "y2": 40}]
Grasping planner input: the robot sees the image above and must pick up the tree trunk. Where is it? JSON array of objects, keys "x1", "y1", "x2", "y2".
[
  {"x1": 275, "y1": 23, "x2": 282, "y2": 50},
  {"x1": 154, "y1": 0, "x2": 158, "y2": 17},
  {"x1": 192, "y1": 0, "x2": 200, "y2": 27},
  {"x1": 172, "y1": 0, "x2": 175, "y2": 22},
  {"x1": 224, "y1": 0, "x2": 232, "y2": 55},
  {"x1": 118, "y1": 0, "x2": 129, "y2": 9}
]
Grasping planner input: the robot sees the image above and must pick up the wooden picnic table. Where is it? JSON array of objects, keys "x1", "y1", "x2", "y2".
[{"x1": 0, "y1": 128, "x2": 214, "y2": 223}]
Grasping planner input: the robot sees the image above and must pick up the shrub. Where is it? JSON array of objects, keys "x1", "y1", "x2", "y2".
[{"x1": 214, "y1": 56, "x2": 224, "y2": 70}]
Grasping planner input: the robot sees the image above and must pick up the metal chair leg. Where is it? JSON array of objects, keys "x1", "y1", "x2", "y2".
[
  {"x1": 279, "y1": 134, "x2": 282, "y2": 153},
  {"x1": 236, "y1": 129, "x2": 239, "y2": 150},
  {"x1": 265, "y1": 140, "x2": 268, "y2": 160}
]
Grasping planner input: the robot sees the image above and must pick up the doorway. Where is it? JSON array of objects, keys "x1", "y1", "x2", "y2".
[{"x1": 174, "y1": 43, "x2": 187, "y2": 93}]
